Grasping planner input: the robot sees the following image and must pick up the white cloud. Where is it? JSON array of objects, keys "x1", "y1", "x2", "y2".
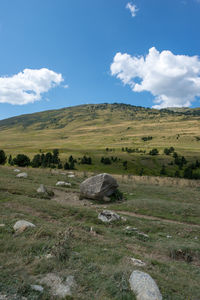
[
  {"x1": 126, "y1": 2, "x2": 138, "y2": 17},
  {"x1": 0, "y1": 68, "x2": 63, "y2": 105},
  {"x1": 111, "y1": 47, "x2": 200, "y2": 108}
]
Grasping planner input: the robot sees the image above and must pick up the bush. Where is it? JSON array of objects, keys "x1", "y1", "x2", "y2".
[
  {"x1": 31, "y1": 154, "x2": 42, "y2": 168},
  {"x1": 149, "y1": 148, "x2": 159, "y2": 155},
  {"x1": 13, "y1": 154, "x2": 30, "y2": 167},
  {"x1": 101, "y1": 157, "x2": 111, "y2": 165},
  {"x1": 0, "y1": 150, "x2": 6, "y2": 165}
]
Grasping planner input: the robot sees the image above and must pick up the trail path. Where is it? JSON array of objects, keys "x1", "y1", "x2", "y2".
[{"x1": 52, "y1": 188, "x2": 200, "y2": 228}]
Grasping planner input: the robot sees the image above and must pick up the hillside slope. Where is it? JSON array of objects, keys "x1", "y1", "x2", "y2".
[{"x1": 0, "y1": 103, "x2": 200, "y2": 176}]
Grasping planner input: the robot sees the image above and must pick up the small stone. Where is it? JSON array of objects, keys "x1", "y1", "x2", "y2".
[
  {"x1": 166, "y1": 235, "x2": 172, "y2": 239},
  {"x1": 56, "y1": 181, "x2": 71, "y2": 187},
  {"x1": 129, "y1": 270, "x2": 162, "y2": 300},
  {"x1": 68, "y1": 174, "x2": 75, "y2": 178},
  {"x1": 14, "y1": 169, "x2": 20, "y2": 172},
  {"x1": 125, "y1": 226, "x2": 138, "y2": 231},
  {"x1": 130, "y1": 258, "x2": 146, "y2": 267},
  {"x1": 0, "y1": 224, "x2": 5, "y2": 227},
  {"x1": 37, "y1": 184, "x2": 47, "y2": 193},
  {"x1": 45, "y1": 253, "x2": 53, "y2": 259},
  {"x1": 31, "y1": 285, "x2": 44, "y2": 293},
  {"x1": 98, "y1": 210, "x2": 121, "y2": 223},
  {"x1": 16, "y1": 172, "x2": 28, "y2": 178},
  {"x1": 13, "y1": 220, "x2": 36, "y2": 232}
]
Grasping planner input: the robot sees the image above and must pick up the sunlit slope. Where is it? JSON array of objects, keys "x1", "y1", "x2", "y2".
[{"x1": 0, "y1": 103, "x2": 200, "y2": 157}]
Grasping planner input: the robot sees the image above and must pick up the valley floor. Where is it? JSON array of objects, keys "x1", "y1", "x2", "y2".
[{"x1": 0, "y1": 166, "x2": 200, "y2": 299}]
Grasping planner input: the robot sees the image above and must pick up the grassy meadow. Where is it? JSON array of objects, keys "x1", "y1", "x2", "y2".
[
  {"x1": 0, "y1": 103, "x2": 200, "y2": 176},
  {"x1": 0, "y1": 166, "x2": 200, "y2": 299}
]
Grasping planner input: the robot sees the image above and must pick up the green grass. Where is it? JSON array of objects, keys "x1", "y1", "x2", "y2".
[{"x1": 0, "y1": 166, "x2": 200, "y2": 299}]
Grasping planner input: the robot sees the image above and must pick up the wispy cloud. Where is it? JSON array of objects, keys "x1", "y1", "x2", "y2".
[
  {"x1": 0, "y1": 68, "x2": 64, "y2": 105},
  {"x1": 111, "y1": 47, "x2": 200, "y2": 108},
  {"x1": 126, "y1": 2, "x2": 138, "y2": 17}
]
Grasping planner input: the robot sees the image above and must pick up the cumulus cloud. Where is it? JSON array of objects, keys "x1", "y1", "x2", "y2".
[
  {"x1": 126, "y1": 2, "x2": 138, "y2": 17},
  {"x1": 111, "y1": 47, "x2": 200, "y2": 108},
  {"x1": 0, "y1": 68, "x2": 63, "y2": 105}
]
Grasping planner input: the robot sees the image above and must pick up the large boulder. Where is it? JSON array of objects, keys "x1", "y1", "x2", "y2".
[
  {"x1": 80, "y1": 173, "x2": 118, "y2": 201},
  {"x1": 129, "y1": 271, "x2": 162, "y2": 300}
]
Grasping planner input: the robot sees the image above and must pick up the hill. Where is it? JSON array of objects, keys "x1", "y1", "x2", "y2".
[{"x1": 0, "y1": 103, "x2": 200, "y2": 176}]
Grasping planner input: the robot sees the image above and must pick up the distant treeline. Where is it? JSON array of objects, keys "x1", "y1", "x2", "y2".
[{"x1": 0, "y1": 148, "x2": 200, "y2": 179}]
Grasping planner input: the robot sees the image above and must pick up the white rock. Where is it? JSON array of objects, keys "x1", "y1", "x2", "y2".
[
  {"x1": 45, "y1": 253, "x2": 53, "y2": 259},
  {"x1": 40, "y1": 273, "x2": 76, "y2": 298},
  {"x1": 166, "y1": 235, "x2": 172, "y2": 239},
  {"x1": 37, "y1": 184, "x2": 47, "y2": 193},
  {"x1": 98, "y1": 210, "x2": 121, "y2": 223},
  {"x1": 16, "y1": 172, "x2": 28, "y2": 178},
  {"x1": 56, "y1": 181, "x2": 71, "y2": 187},
  {"x1": 129, "y1": 271, "x2": 162, "y2": 300},
  {"x1": 14, "y1": 169, "x2": 20, "y2": 172},
  {"x1": 130, "y1": 258, "x2": 146, "y2": 267},
  {"x1": 31, "y1": 285, "x2": 44, "y2": 292},
  {"x1": 68, "y1": 174, "x2": 75, "y2": 178},
  {"x1": 125, "y1": 226, "x2": 138, "y2": 231},
  {"x1": 0, "y1": 224, "x2": 5, "y2": 227},
  {"x1": 13, "y1": 220, "x2": 36, "y2": 231}
]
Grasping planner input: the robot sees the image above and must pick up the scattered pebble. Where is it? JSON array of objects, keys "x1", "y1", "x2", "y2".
[
  {"x1": 31, "y1": 285, "x2": 44, "y2": 293},
  {"x1": 130, "y1": 257, "x2": 146, "y2": 267},
  {"x1": 166, "y1": 235, "x2": 172, "y2": 239},
  {"x1": 56, "y1": 181, "x2": 71, "y2": 187}
]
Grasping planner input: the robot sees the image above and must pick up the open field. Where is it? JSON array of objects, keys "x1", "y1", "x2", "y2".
[
  {"x1": 0, "y1": 166, "x2": 200, "y2": 299},
  {"x1": 0, "y1": 104, "x2": 200, "y2": 176}
]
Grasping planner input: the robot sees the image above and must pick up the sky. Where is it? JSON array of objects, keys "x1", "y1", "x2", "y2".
[{"x1": 0, "y1": 0, "x2": 200, "y2": 120}]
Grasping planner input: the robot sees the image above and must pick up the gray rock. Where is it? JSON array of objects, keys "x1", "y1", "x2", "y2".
[
  {"x1": 37, "y1": 184, "x2": 47, "y2": 193},
  {"x1": 13, "y1": 220, "x2": 36, "y2": 231},
  {"x1": 31, "y1": 285, "x2": 44, "y2": 292},
  {"x1": 80, "y1": 173, "x2": 118, "y2": 201},
  {"x1": 40, "y1": 273, "x2": 76, "y2": 298},
  {"x1": 0, "y1": 224, "x2": 5, "y2": 227},
  {"x1": 130, "y1": 258, "x2": 146, "y2": 267},
  {"x1": 13, "y1": 169, "x2": 20, "y2": 172},
  {"x1": 98, "y1": 210, "x2": 121, "y2": 223},
  {"x1": 129, "y1": 271, "x2": 162, "y2": 300},
  {"x1": 68, "y1": 174, "x2": 75, "y2": 178},
  {"x1": 16, "y1": 172, "x2": 28, "y2": 178},
  {"x1": 56, "y1": 181, "x2": 71, "y2": 187}
]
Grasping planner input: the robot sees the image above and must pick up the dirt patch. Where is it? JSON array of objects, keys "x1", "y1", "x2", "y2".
[{"x1": 52, "y1": 189, "x2": 93, "y2": 207}]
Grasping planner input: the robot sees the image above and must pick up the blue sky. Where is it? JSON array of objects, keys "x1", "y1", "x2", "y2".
[{"x1": 0, "y1": 0, "x2": 200, "y2": 120}]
